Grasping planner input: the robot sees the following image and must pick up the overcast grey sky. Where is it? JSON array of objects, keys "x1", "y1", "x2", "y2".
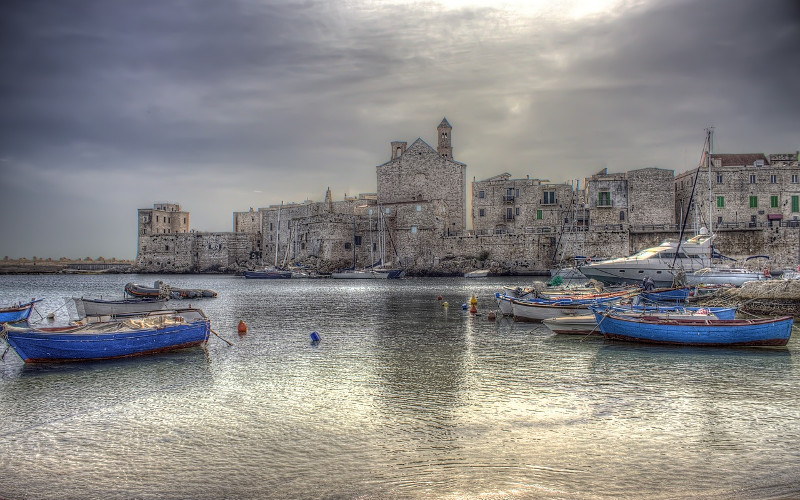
[{"x1": 1, "y1": 0, "x2": 798, "y2": 259}]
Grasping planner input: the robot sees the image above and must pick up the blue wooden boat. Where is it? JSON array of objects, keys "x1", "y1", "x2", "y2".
[
  {"x1": 1, "y1": 308, "x2": 211, "y2": 363},
  {"x1": 640, "y1": 286, "x2": 691, "y2": 304},
  {"x1": 243, "y1": 269, "x2": 292, "y2": 279},
  {"x1": 594, "y1": 311, "x2": 793, "y2": 346},
  {"x1": 0, "y1": 299, "x2": 42, "y2": 323},
  {"x1": 602, "y1": 304, "x2": 738, "y2": 320}
]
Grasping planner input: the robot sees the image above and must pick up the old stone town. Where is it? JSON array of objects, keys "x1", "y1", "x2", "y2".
[{"x1": 135, "y1": 119, "x2": 800, "y2": 275}]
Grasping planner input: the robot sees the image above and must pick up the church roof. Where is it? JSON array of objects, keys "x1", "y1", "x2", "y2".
[
  {"x1": 438, "y1": 117, "x2": 451, "y2": 129},
  {"x1": 376, "y1": 137, "x2": 466, "y2": 167}
]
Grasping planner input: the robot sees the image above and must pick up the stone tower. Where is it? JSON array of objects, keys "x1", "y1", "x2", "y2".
[{"x1": 437, "y1": 117, "x2": 452, "y2": 159}]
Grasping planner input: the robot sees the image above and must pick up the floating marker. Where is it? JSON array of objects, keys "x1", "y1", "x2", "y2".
[
  {"x1": 487, "y1": 311, "x2": 496, "y2": 321},
  {"x1": 437, "y1": 295, "x2": 443, "y2": 301},
  {"x1": 237, "y1": 320, "x2": 248, "y2": 334},
  {"x1": 310, "y1": 331, "x2": 321, "y2": 342},
  {"x1": 462, "y1": 303, "x2": 468, "y2": 310},
  {"x1": 442, "y1": 302, "x2": 449, "y2": 307}
]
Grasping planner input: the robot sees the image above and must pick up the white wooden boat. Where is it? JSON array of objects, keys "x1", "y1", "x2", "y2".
[
  {"x1": 73, "y1": 297, "x2": 170, "y2": 318},
  {"x1": 464, "y1": 269, "x2": 489, "y2": 278}
]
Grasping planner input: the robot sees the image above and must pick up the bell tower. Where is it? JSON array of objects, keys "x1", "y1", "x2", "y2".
[{"x1": 437, "y1": 117, "x2": 452, "y2": 159}]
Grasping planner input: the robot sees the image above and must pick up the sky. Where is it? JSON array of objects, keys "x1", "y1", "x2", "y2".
[{"x1": 1, "y1": 0, "x2": 798, "y2": 259}]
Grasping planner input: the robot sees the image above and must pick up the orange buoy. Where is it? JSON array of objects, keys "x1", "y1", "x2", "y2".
[
  {"x1": 237, "y1": 320, "x2": 248, "y2": 335},
  {"x1": 470, "y1": 304, "x2": 477, "y2": 314}
]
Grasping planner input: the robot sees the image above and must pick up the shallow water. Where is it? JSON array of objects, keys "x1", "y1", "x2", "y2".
[{"x1": 1, "y1": 274, "x2": 799, "y2": 499}]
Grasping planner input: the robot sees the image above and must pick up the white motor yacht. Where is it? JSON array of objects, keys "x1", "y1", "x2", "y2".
[{"x1": 579, "y1": 234, "x2": 714, "y2": 287}]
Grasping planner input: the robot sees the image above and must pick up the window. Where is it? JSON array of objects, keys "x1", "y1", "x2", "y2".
[
  {"x1": 506, "y1": 207, "x2": 514, "y2": 220},
  {"x1": 385, "y1": 208, "x2": 391, "y2": 214},
  {"x1": 270, "y1": 223, "x2": 273, "y2": 231},
  {"x1": 515, "y1": 207, "x2": 520, "y2": 216},
  {"x1": 354, "y1": 236, "x2": 362, "y2": 246},
  {"x1": 620, "y1": 211, "x2": 625, "y2": 221},
  {"x1": 749, "y1": 196, "x2": 758, "y2": 208},
  {"x1": 716, "y1": 196, "x2": 724, "y2": 208},
  {"x1": 416, "y1": 205, "x2": 422, "y2": 212},
  {"x1": 793, "y1": 195, "x2": 799, "y2": 213},
  {"x1": 344, "y1": 242, "x2": 351, "y2": 250},
  {"x1": 717, "y1": 174, "x2": 723, "y2": 183},
  {"x1": 771, "y1": 195, "x2": 779, "y2": 208},
  {"x1": 516, "y1": 189, "x2": 520, "y2": 197},
  {"x1": 479, "y1": 209, "x2": 485, "y2": 217},
  {"x1": 156, "y1": 215, "x2": 159, "y2": 222},
  {"x1": 750, "y1": 174, "x2": 756, "y2": 184},
  {"x1": 478, "y1": 190, "x2": 485, "y2": 199},
  {"x1": 793, "y1": 174, "x2": 798, "y2": 183},
  {"x1": 771, "y1": 174, "x2": 778, "y2": 183},
  {"x1": 598, "y1": 192, "x2": 611, "y2": 207},
  {"x1": 543, "y1": 191, "x2": 556, "y2": 204},
  {"x1": 536, "y1": 210, "x2": 542, "y2": 220},
  {"x1": 411, "y1": 226, "x2": 418, "y2": 234}
]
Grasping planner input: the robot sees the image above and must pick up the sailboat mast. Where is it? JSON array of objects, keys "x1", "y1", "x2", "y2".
[
  {"x1": 369, "y1": 209, "x2": 374, "y2": 267},
  {"x1": 707, "y1": 127, "x2": 714, "y2": 235},
  {"x1": 275, "y1": 201, "x2": 283, "y2": 267}
]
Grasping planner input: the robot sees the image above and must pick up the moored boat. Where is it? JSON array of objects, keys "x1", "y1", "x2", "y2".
[
  {"x1": 511, "y1": 290, "x2": 636, "y2": 323},
  {"x1": 243, "y1": 269, "x2": 292, "y2": 279},
  {"x1": 464, "y1": 269, "x2": 490, "y2": 278},
  {"x1": 640, "y1": 286, "x2": 692, "y2": 304},
  {"x1": 579, "y1": 233, "x2": 715, "y2": 287},
  {"x1": 72, "y1": 297, "x2": 170, "y2": 318},
  {"x1": 594, "y1": 311, "x2": 793, "y2": 346},
  {"x1": 0, "y1": 299, "x2": 42, "y2": 323},
  {"x1": 1, "y1": 308, "x2": 211, "y2": 363},
  {"x1": 125, "y1": 281, "x2": 217, "y2": 299}
]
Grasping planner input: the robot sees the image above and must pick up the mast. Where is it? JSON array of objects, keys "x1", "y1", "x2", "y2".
[
  {"x1": 707, "y1": 126, "x2": 714, "y2": 236},
  {"x1": 274, "y1": 201, "x2": 283, "y2": 267},
  {"x1": 369, "y1": 209, "x2": 374, "y2": 267}
]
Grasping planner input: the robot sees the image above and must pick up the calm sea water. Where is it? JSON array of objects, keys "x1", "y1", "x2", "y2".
[{"x1": 1, "y1": 274, "x2": 799, "y2": 500}]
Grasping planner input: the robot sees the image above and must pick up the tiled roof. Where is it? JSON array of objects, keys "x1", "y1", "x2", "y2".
[{"x1": 710, "y1": 153, "x2": 769, "y2": 166}]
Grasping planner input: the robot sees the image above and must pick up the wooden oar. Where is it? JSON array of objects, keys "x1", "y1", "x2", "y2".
[{"x1": 210, "y1": 328, "x2": 233, "y2": 346}]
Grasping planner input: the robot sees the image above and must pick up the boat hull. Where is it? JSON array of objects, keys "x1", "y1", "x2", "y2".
[
  {"x1": 542, "y1": 314, "x2": 597, "y2": 334},
  {"x1": 595, "y1": 314, "x2": 793, "y2": 346},
  {"x1": 2, "y1": 312, "x2": 211, "y2": 363},
  {"x1": 73, "y1": 297, "x2": 170, "y2": 317},
  {"x1": 243, "y1": 270, "x2": 292, "y2": 279},
  {"x1": 511, "y1": 300, "x2": 592, "y2": 322},
  {"x1": 0, "y1": 300, "x2": 41, "y2": 323}
]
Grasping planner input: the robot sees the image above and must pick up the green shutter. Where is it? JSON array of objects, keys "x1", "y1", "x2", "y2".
[
  {"x1": 749, "y1": 196, "x2": 758, "y2": 208},
  {"x1": 792, "y1": 195, "x2": 799, "y2": 213},
  {"x1": 537, "y1": 210, "x2": 542, "y2": 220},
  {"x1": 771, "y1": 195, "x2": 779, "y2": 208},
  {"x1": 716, "y1": 196, "x2": 724, "y2": 208}
]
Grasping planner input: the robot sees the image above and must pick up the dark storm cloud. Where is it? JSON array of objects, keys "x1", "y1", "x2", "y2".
[{"x1": 0, "y1": 0, "x2": 798, "y2": 258}]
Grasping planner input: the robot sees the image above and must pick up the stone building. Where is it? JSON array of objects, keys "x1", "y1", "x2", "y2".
[
  {"x1": 135, "y1": 120, "x2": 800, "y2": 274},
  {"x1": 377, "y1": 118, "x2": 467, "y2": 236},
  {"x1": 471, "y1": 174, "x2": 574, "y2": 235},
  {"x1": 675, "y1": 152, "x2": 800, "y2": 231}
]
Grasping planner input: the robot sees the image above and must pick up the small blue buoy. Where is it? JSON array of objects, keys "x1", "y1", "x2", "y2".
[
  {"x1": 310, "y1": 331, "x2": 321, "y2": 342},
  {"x1": 462, "y1": 303, "x2": 468, "y2": 310}
]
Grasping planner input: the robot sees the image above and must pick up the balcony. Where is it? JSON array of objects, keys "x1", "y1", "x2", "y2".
[{"x1": 503, "y1": 195, "x2": 515, "y2": 203}]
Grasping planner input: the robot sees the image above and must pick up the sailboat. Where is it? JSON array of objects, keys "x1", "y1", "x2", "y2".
[
  {"x1": 245, "y1": 201, "x2": 293, "y2": 279},
  {"x1": 550, "y1": 180, "x2": 588, "y2": 281},
  {"x1": 331, "y1": 210, "x2": 404, "y2": 279}
]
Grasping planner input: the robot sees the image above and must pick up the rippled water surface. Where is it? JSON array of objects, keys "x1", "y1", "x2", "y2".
[{"x1": 1, "y1": 274, "x2": 799, "y2": 499}]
